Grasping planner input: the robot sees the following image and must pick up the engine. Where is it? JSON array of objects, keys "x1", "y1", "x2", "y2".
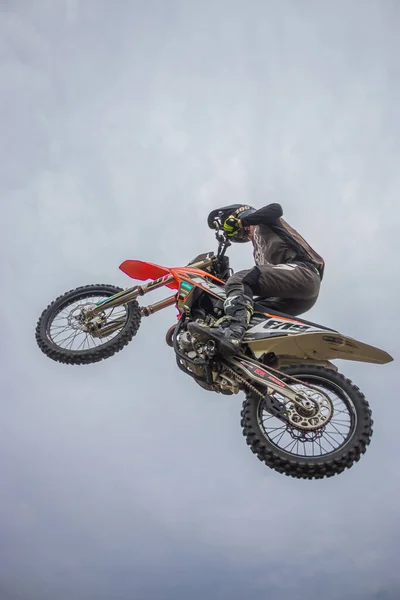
[{"x1": 176, "y1": 325, "x2": 240, "y2": 395}]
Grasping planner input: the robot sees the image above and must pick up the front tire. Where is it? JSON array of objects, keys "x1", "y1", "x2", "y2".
[
  {"x1": 36, "y1": 284, "x2": 141, "y2": 365},
  {"x1": 241, "y1": 365, "x2": 373, "y2": 479}
]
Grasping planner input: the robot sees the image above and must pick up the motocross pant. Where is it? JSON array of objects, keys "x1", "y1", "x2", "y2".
[{"x1": 225, "y1": 262, "x2": 321, "y2": 317}]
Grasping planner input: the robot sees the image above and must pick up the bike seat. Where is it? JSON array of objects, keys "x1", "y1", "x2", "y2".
[
  {"x1": 253, "y1": 297, "x2": 282, "y2": 312},
  {"x1": 253, "y1": 297, "x2": 335, "y2": 331}
]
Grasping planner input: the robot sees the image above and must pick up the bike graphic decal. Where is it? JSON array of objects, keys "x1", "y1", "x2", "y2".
[
  {"x1": 178, "y1": 280, "x2": 194, "y2": 301},
  {"x1": 188, "y1": 275, "x2": 226, "y2": 297},
  {"x1": 181, "y1": 281, "x2": 194, "y2": 292},
  {"x1": 96, "y1": 295, "x2": 117, "y2": 306},
  {"x1": 146, "y1": 274, "x2": 171, "y2": 288},
  {"x1": 239, "y1": 361, "x2": 286, "y2": 388},
  {"x1": 247, "y1": 317, "x2": 324, "y2": 336}
]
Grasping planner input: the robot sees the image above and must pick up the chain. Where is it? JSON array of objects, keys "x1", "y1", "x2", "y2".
[{"x1": 222, "y1": 363, "x2": 265, "y2": 399}]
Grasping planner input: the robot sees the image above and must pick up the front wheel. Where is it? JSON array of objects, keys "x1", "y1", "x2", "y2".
[
  {"x1": 241, "y1": 365, "x2": 373, "y2": 479},
  {"x1": 36, "y1": 284, "x2": 141, "y2": 365}
]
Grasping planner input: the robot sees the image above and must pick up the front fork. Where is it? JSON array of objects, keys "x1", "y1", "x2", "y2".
[
  {"x1": 93, "y1": 273, "x2": 177, "y2": 312},
  {"x1": 86, "y1": 276, "x2": 176, "y2": 338},
  {"x1": 85, "y1": 257, "x2": 214, "y2": 338},
  {"x1": 86, "y1": 276, "x2": 178, "y2": 339},
  {"x1": 90, "y1": 256, "x2": 214, "y2": 314}
]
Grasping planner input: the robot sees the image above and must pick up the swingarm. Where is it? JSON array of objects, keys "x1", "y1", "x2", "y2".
[{"x1": 227, "y1": 356, "x2": 331, "y2": 428}]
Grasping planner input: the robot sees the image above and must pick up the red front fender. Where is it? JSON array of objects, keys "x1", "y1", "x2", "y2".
[
  {"x1": 119, "y1": 260, "x2": 179, "y2": 290},
  {"x1": 119, "y1": 260, "x2": 225, "y2": 291}
]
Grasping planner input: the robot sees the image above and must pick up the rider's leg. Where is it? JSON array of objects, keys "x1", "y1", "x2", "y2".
[
  {"x1": 188, "y1": 264, "x2": 320, "y2": 355},
  {"x1": 187, "y1": 268, "x2": 258, "y2": 356}
]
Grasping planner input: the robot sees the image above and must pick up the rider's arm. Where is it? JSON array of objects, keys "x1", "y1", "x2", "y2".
[{"x1": 240, "y1": 203, "x2": 283, "y2": 227}]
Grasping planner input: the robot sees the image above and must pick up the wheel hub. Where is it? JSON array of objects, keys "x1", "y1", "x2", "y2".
[
  {"x1": 285, "y1": 388, "x2": 333, "y2": 431},
  {"x1": 67, "y1": 303, "x2": 106, "y2": 332}
]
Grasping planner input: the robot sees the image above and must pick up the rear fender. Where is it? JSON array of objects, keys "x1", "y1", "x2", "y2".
[{"x1": 246, "y1": 331, "x2": 393, "y2": 365}]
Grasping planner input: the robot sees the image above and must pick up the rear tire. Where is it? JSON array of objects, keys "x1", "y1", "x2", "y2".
[
  {"x1": 36, "y1": 284, "x2": 141, "y2": 365},
  {"x1": 241, "y1": 365, "x2": 373, "y2": 479}
]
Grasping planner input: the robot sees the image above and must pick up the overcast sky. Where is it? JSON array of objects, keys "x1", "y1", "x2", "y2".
[{"x1": 1, "y1": 1, "x2": 399, "y2": 599}]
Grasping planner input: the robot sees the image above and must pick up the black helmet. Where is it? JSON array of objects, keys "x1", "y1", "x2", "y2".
[{"x1": 207, "y1": 204, "x2": 256, "y2": 243}]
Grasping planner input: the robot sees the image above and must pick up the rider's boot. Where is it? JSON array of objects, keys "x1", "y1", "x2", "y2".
[{"x1": 188, "y1": 293, "x2": 253, "y2": 356}]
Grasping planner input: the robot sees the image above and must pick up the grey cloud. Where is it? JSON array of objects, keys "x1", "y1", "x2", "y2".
[{"x1": 1, "y1": 1, "x2": 399, "y2": 599}]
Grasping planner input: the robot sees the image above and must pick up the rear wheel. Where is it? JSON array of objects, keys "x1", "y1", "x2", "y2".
[
  {"x1": 241, "y1": 365, "x2": 373, "y2": 479},
  {"x1": 36, "y1": 284, "x2": 141, "y2": 365}
]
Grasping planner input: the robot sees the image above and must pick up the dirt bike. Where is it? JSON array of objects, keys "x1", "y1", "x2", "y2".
[{"x1": 35, "y1": 224, "x2": 393, "y2": 480}]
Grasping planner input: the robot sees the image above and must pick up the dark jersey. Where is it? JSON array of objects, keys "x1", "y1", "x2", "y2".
[{"x1": 241, "y1": 204, "x2": 325, "y2": 279}]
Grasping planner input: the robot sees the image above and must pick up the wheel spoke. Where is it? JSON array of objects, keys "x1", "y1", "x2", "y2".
[
  {"x1": 329, "y1": 422, "x2": 347, "y2": 438},
  {"x1": 264, "y1": 425, "x2": 286, "y2": 433},
  {"x1": 51, "y1": 326, "x2": 72, "y2": 339},
  {"x1": 270, "y1": 429, "x2": 286, "y2": 445},
  {"x1": 68, "y1": 328, "x2": 82, "y2": 350},
  {"x1": 76, "y1": 335, "x2": 87, "y2": 351},
  {"x1": 283, "y1": 437, "x2": 297, "y2": 452},
  {"x1": 46, "y1": 293, "x2": 129, "y2": 352},
  {"x1": 316, "y1": 437, "x2": 328, "y2": 454},
  {"x1": 58, "y1": 329, "x2": 78, "y2": 346},
  {"x1": 321, "y1": 434, "x2": 336, "y2": 450}
]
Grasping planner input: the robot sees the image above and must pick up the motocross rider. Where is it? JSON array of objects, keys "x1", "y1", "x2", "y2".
[{"x1": 188, "y1": 203, "x2": 325, "y2": 356}]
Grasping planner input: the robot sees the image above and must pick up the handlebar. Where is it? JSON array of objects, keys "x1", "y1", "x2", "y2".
[
  {"x1": 212, "y1": 223, "x2": 231, "y2": 257},
  {"x1": 212, "y1": 220, "x2": 226, "y2": 242}
]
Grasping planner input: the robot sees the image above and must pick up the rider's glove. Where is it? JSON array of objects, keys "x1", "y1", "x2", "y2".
[{"x1": 223, "y1": 216, "x2": 240, "y2": 237}]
